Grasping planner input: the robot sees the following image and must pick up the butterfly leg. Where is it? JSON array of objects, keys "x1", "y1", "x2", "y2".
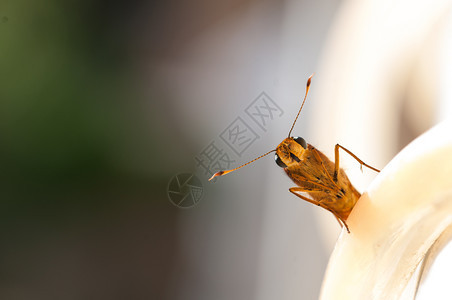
[
  {"x1": 289, "y1": 187, "x2": 350, "y2": 233},
  {"x1": 333, "y1": 144, "x2": 380, "y2": 181}
]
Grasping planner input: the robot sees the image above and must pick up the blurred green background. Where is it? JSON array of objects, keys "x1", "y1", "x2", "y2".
[{"x1": 0, "y1": 1, "x2": 184, "y2": 298}]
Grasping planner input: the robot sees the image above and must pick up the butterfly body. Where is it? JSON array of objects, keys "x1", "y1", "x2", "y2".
[
  {"x1": 210, "y1": 75, "x2": 379, "y2": 233},
  {"x1": 276, "y1": 138, "x2": 361, "y2": 230}
]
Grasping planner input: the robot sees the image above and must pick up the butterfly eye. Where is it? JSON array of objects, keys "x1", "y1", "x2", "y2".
[
  {"x1": 275, "y1": 154, "x2": 287, "y2": 168},
  {"x1": 293, "y1": 136, "x2": 307, "y2": 149}
]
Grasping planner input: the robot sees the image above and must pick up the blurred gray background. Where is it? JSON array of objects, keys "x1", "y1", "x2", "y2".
[{"x1": 1, "y1": 0, "x2": 450, "y2": 299}]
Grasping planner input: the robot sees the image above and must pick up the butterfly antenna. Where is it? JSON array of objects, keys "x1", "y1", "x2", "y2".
[
  {"x1": 288, "y1": 74, "x2": 313, "y2": 137},
  {"x1": 209, "y1": 149, "x2": 276, "y2": 181}
]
